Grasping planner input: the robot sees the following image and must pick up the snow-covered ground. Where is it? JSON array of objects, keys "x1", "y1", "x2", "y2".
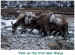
[{"x1": 1, "y1": 15, "x2": 74, "y2": 50}]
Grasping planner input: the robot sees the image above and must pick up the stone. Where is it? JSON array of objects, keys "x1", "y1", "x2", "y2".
[{"x1": 48, "y1": 41, "x2": 60, "y2": 50}]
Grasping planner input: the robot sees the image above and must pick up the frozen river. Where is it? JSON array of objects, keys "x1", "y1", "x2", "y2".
[{"x1": 1, "y1": 15, "x2": 74, "y2": 50}]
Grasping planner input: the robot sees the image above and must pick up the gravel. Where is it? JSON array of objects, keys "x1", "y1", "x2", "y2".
[{"x1": 1, "y1": 16, "x2": 74, "y2": 50}]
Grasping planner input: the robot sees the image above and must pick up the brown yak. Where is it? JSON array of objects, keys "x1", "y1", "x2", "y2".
[{"x1": 34, "y1": 12, "x2": 50, "y2": 36}]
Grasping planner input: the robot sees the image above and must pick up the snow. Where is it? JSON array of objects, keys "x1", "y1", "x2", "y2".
[
  {"x1": 1, "y1": 20, "x2": 16, "y2": 26},
  {"x1": 1, "y1": 15, "x2": 74, "y2": 50}
]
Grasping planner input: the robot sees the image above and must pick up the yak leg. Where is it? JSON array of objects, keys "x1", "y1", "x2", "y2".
[
  {"x1": 29, "y1": 24, "x2": 38, "y2": 34},
  {"x1": 60, "y1": 30, "x2": 67, "y2": 40},
  {"x1": 42, "y1": 25, "x2": 49, "y2": 37},
  {"x1": 62, "y1": 24, "x2": 68, "y2": 40},
  {"x1": 29, "y1": 28, "x2": 34, "y2": 34},
  {"x1": 41, "y1": 28, "x2": 47, "y2": 36},
  {"x1": 21, "y1": 26, "x2": 27, "y2": 34},
  {"x1": 12, "y1": 23, "x2": 19, "y2": 33},
  {"x1": 61, "y1": 31, "x2": 67, "y2": 40},
  {"x1": 49, "y1": 25, "x2": 56, "y2": 35},
  {"x1": 49, "y1": 23, "x2": 56, "y2": 35},
  {"x1": 65, "y1": 24, "x2": 68, "y2": 36}
]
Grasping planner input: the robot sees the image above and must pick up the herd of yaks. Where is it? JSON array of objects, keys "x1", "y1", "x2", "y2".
[{"x1": 11, "y1": 11, "x2": 68, "y2": 40}]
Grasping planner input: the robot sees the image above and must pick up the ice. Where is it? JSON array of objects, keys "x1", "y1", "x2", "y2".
[
  {"x1": 31, "y1": 29, "x2": 39, "y2": 34},
  {"x1": 1, "y1": 20, "x2": 16, "y2": 26},
  {"x1": 48, "y1": 35, "x2": 54, "y2": 39},
  {"x1": 69, "y1": 31, "x2": 73, "y2": 34},
  {"x1": 1, "y1": 15, "x2": 74, "y2": 50}
]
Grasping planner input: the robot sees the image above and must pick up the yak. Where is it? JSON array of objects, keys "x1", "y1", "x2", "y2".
[
  {"x1": 11, "y1": 11, "x2": 45, "y2": 36},
  {"x1": 11, "y1": 11, "x2": 68, "y2": 40},
  {"x1": 48, "y1": 13, "x2": 68, "y2": 40}
]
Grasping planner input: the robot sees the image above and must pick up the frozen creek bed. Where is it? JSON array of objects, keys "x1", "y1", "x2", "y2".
[{"x1": 1, "y1": 15, "x2": 74, "y2": 50}]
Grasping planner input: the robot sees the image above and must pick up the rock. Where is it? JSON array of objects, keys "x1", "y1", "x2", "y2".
[
  {"x1": 1, "y1": 34, "x2": 8, "y2": 42},
  {"x1": 1, "y1": 42, "x2": 10, "y2": 49},
  {"x1": 48, "y1": 41, "x2": 60, "y2": 50},
  {"x1": 1, "y1": 22, "x2": 6, "y2": 25}
]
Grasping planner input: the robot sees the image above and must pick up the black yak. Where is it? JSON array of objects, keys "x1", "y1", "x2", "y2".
[
  {"x1": 11, "y1": 12, "x2": 36, "y2": 33},
  {"x1": 11, "y1": 11, "x2": 44, "y2": 35},
  {"x1": 48, "y1": 13, "x2": 68, "y2": 40}
]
